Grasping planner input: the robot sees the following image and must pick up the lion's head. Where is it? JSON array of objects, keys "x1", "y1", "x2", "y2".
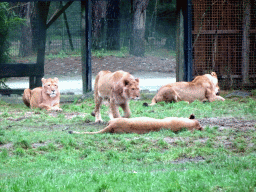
[
  {"x1": 210, "y1": 72, "x2": 220, "y2": 95},
  {"x1": 125, "y1": 78, "x2": 140, "y2": 100},
  {"x1": 115, "y1": 77, "x2": 140, "y2": 100},
  {"x1": 42, "y1": 77, "x2": 59, "y2": 98}
]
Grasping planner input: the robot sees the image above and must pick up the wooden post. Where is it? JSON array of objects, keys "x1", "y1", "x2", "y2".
[
  {"x1": 81, "y1": 0, "x2": 92, "y2": 93},
  {"x1": 242, "y1": 0, "x2": 251, "y2": 85},
  {"x1": 35, "y1": 2, "x2": 50, "y2": 88}
]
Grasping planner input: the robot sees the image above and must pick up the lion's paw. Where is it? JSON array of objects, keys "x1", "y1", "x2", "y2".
[
  {"x1": 51, "y1": 107, "x2": 63, "y2": 112},
  {"x1": 95, "y1": 119, "x2": 103, "y2": 124}
]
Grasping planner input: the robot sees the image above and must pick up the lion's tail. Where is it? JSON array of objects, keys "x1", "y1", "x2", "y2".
[
  {"x1": 68, "y1": 125, "x2": 110, "y2": 135},
  {"x1": 189, "y1": 114, "x2": 195, "y2": 119},
  {"x1": 22, "y1": 88, "x2": 31, "y2": 108},
  {"x1": 149, "y1": 96, "x2": 157, "y2": 106},
  {"x1": 142, "y1": 96, "x2": 157, "y2": 107}
]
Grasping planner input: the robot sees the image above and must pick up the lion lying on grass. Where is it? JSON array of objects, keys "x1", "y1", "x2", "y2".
[
  {"x1": 91, "y1": 70, "x2": 140, "y2": 123},
  {"x1": 69, "y1": 114, "x2": 202, "y2": 134},
  {"x1": 22, "y1": 77, "x2": 62, "y2": 111},
  {"x1": 148, "y1": 72, "x2": 225, "y2": 106}
]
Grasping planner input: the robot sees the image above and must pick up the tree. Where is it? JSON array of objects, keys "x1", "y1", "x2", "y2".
[
  {"x1": 0, "y1": 3, "x2": 9, "y2": 63},
  {"x1": 18, "y1": 2, "x2": 33, "y2": 57},
  {"x1": 91, "y1": 0, "x2": 107, "y2": 49},
  {"x1": 130, "y1": 0, "x2": 149, "y2": 56},
  {"x1": 106, "y1": 0, "x2": 120, "y2": 50}
]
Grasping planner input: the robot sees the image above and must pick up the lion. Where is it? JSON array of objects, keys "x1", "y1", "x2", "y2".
[
  {"x1": 22, "y1": 77, "x2": 62, "y2": 111},
  {"x1": 69, "y1": 114, "x2": 202, "y2": 134},
  {"x1": 148, "y1": 72, "x2": 225, "y2": 106},
  {"x1": 91, "y1": 70, "x2": 140, "y2": 123}
]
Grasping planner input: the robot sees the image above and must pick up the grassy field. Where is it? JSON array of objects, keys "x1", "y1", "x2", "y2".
[{"x1": 0, "y1": 94, "x2": 256, "y2": 191}]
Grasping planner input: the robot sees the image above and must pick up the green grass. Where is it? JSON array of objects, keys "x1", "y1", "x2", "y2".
[{"x1": 0, "y1": 96, "x2": 256, "y2": 191}]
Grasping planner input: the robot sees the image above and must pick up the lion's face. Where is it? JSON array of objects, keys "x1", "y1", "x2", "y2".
[
  {"x1": 42, "y1": 78, "x2": 59, "y2": 98},
  {"x1": 123, "y1": 78, "x2": 140, "y2": 100},
  {"x1": 206, "y1": 72, "x2": 220, "y2": 95}
]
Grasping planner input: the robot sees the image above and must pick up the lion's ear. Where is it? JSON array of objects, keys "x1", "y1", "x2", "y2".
[
  {"x1": 41, "y1": 78, "x2": 46, "y2": 84},
  {"x1": 211, "y1": 72, "x2": 217, "y2": 77},
  {"x1": 135, "y1": 78, "x2": 139, "y2": 83},
  {"x1": 53, "y1": 77, "x2": 59, "y2": 83},
  {"x1": 124, "y1": 79, "x2": 129, "y2": 86}
]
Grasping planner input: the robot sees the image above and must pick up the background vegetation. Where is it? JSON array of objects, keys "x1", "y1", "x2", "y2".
[{"x1": 4, "y1": 1, "x2": 176, "y2": 58}]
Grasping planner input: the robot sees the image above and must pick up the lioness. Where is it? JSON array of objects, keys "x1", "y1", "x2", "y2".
[
  {"x1": 148, "y1": 72, "x2": 225, "y2": 106},
  {"x1": 22, "y1": 77, "x2": 62, "y2": 111},
  {"x1": 69, "y1": 114, "x2": 202, "y2": 134},
  {"x1": 91, "y1": 70, "x2": 140, "y2": 123}
]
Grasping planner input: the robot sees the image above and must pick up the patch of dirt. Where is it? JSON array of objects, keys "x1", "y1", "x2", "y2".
[
  {"x1": 44, "y1": 55, "x2": 176, "y2": 76},
  {"x1": 170, "y1": 156, "x2": 205, "y2": 164},
  {"x1": 198, "y1": 117, "x2": 256, "y2": 131}
]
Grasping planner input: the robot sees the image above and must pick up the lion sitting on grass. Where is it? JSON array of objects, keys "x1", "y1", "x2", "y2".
[
  {"x1": 22, "y1": 77, "x2": 62, "y2": 111},
  {"x1": 69, "y1": 114, "x2": 202, "y2": 134}
]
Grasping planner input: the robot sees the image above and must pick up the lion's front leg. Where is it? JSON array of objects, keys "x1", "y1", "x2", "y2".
[
  {"x1": 52, "y1": 103, "x2": 63, "y2": 111},
  {"x1": 38, "y1": 103, "x2": 53, "y2": 111},
  {"x1": 94, "y1": 96, "x2": 103, "y2": 123},
  {"x1": 216, "y1": 95, "x2": 225, "y2": 101},
  {"x1": 120, "y1": 102, "x2": 131, "y2": 118},
  {"x1": 109, "y1": 100, "x2": 121, "y2": 119}
]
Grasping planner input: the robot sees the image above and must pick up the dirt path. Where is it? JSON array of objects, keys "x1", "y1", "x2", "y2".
[{"x1": 44, "y1": 55, "x2": 176, "y2": 76}]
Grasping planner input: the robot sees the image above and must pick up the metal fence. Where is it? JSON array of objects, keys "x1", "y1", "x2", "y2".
[
  {"x1": 192, "y1": 0, "x2": 256, "y2": 88},
  {"x1": 8, "y1": 1, "x2": 176, "y2": 57}
]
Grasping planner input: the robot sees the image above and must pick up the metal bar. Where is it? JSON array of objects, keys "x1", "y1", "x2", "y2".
[
  {"x1": 183, "y1": 0, "x2": 193, "y2": 82},
  {"x1": 81, "y1": 0, "x2": 92, "y2": 93},
  {"x1": 0, "y1": 89, "x2": 24, "y2": 96},
  {"x1": 35, "y1": 2, "x2": 50, "y2": 87},
  {"x1": 192, "y1": 30, "x2": 240, "y2": 34},
  {"x1": 61, "y1": 2, "x2": 74, "y2": 51},
  {"x1": 46, "y1": 1, "x2": 74, "y2": 29},
  {"x1": 0, "y1": 64, "x2": 37, "y2": 78}
]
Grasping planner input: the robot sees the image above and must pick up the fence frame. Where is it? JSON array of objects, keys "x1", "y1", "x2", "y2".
[{"x1": 0, "y1": 0, "x2": 92, "y2": 95}]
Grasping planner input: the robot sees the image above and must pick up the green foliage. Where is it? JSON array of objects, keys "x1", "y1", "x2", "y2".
[
  {"x1": 0, "y1": 3, "x2": 10, "y2": 63},
  {"x1": 14, "y1": 139, "x2": 31, "y2": 149}
]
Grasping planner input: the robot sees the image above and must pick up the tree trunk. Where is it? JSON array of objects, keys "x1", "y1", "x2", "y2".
[
  {"x1": 31, "y1": 3, "x2": 39, "y2": 53},
  {"x1": 18, "y1": 2, "x2": 33, "y2": 57},
  {"x1": 91, "y1": 0, "x2": 107, "y2": 49},
  {"x1": 130, "y1": 0, "x2": 149, "y2": 56},
  {"x1": 106, "y1": 0, "x2": 120, "y2": 50}
]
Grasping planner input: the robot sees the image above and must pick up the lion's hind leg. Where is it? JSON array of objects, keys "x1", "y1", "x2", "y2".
[
  {"x1": 120, "y1": 102, "x2": 131, "y2": 118},
  {"x1": 109, "y1": 99, "x2": 121, "y2": 119},
  {"x1": 150, "y1": 87, "x2": 180, "y2": 105},
  {"x1": 22, "y1": 88, "x2": 31, "y2": 108}
]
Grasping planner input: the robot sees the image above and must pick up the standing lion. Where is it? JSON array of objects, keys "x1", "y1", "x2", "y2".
[
  {"x1": 91, "y1": 70, "x2": 140, "y2": 123},
  {"x1": 22, "y1": 77, "x2": 62, "y2": 111}
]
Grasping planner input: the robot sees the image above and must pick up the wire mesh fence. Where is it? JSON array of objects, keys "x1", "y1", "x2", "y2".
[
  {"x1": 7, "y1": 1, "x2": 176, "y2": 58},
  {"x1": 192, "y1": 0, "x2": 256, "y2": 88}
]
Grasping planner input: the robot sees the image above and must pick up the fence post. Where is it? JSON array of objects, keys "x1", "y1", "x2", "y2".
[
  {"x1": 81, "y1": 0, "x2": 92, "y2": 93},
  {"x1": 184, "y1": 0, "x2": 193, "y2": 82},
  {"x1": 35, "y1": 2, "x2": 50, "y2": 88},
  {"x1": 176, "y1": 6, "x2": 184, "y2": 82},
  {"x1": 242, "y1": 0, "x2": 251, "y2": 85}
]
